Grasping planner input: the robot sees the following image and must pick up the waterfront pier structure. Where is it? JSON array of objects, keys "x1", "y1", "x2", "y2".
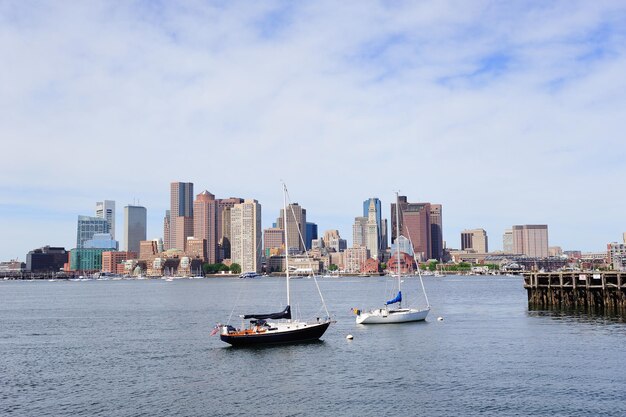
[{"x1": 524, "y1": 271, "x2": 626, "y2": 312}]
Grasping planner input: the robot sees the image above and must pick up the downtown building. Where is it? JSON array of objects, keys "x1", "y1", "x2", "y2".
[
  {"x1": 193, "y1": 190, "x2": 219, "y2": 264},
  {"x1": 164, "y1": 182, "x2": 194, "y2": 251},
  {"x1": 95, "y1": 200, "x2": 115, "y2": 239},
  {"x1": 277, "y1": 203, "x2": 307, "y2": 254},
  {"x1": 217, "y1": 197, "x2": 244, "y2": 261},
  {"x1": 123, "y1": 205, "x2": 147, "y2": 255},
  {"x1": 512, "y1": 225, "x2": 549, "y2": 258},
  {"x1": 231, "y1": 199, "x2": 262, "y2": 273},
  {"x1": 391, "y1": 195, "x2": 443, "y2": 261},
  {"x1": 461, "y1": 229, "x2": 489, "y2": 253}
]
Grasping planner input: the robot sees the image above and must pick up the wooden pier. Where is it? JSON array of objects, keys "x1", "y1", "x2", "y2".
[{"x1": 524, "y1": 271, "x2": 626, "y2": 312}]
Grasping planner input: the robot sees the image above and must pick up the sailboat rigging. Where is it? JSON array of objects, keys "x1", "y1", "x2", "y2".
[
  {"x1": 354, "y1": 191, "x2": 431, "y2": 324},
  {"x1": 216, "y1": 182, "x2": 332, "y2": 346}
]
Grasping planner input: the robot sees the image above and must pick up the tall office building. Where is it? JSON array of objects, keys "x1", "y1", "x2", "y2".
[
  {"x1": 430, "y1": 204, "x2": 443, "y2": 261},
  {"x1": 277, "y1": 203, "x2": 306, "y2": 254},
  {"x1": 503, "y1": 229, "x2": 513, "y2": 253},
  {"x1": 352, "y1": 216, "x2": 368, "y2": 247},
  {"x1": 95, "y1": 200, "x2": 115, "y2": 239},
  {"x1": 217, "y1": 197, "x2": 244, "y2": 261},
  {"x1": 391, "y1": 196, "x2": 431, "y2": 261},
  {"x1": 305, "y1": 222, "x2": 318, "y2": 251},
  {"x1": 166, "y1": 182, "x2": 193, "y2": 250},
  {"x1": 231, "y1": 199, "x2": 262, "y2": 273},
  {"x1": 264, "y1": 227, "x2": 285, "y2": 256},
  {"x1": 194, "y1": 191, "x2": 218, "y2": 264},
  {"x1": 461, "y1": 229, "x2": 488, "y2": 253},
  {"x1": 123, "y1": 205, "x2": 147, "y2": 254},
  {"x1": 173, "y1": 216, "x2": 194, "y2": 252},
  {"x1": 512, "y1": 225, "x2": 549, "y2": 258},
  {"x1": 76, "y1": 215, "x2": 110, "y2": 249}
]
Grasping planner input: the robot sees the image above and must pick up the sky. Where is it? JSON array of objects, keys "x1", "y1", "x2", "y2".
[{"x1": 1, "y1": 0, "x2": 626, "y2": 261}]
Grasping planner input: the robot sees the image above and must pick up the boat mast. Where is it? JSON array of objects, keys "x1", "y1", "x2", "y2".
[
  {"x1": 283, "y1": 182, "x2": 290, "y2": 307},
  {"x1": 395, "y1": 191, "x2": 401, "y2": 307}
]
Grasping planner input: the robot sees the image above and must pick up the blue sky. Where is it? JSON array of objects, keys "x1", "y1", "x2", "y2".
[{"x1": 1, "y1": 1, "x2": 626, "y2": 260}]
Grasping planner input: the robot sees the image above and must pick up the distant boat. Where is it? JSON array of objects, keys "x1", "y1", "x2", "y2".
[
  {"x1": 354, "y1": 192, "x2": 430, "y2": 325},
  {"x1": 217, "y1": 183, "x2": 332, "y2": 346},
  {"x1": 239, "y1": 272, "x2": 261, "y2": 279}
]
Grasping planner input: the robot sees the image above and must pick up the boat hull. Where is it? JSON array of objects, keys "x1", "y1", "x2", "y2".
[
  {"x1": 220, "y1": 321, "x2": 331, "y2": 346},
  {"x1": 356, "y1": 307, "x2": 430, "y2": 324}
]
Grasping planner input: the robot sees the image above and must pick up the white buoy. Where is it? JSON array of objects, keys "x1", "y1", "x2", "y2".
[
  {"x1": 437, "y1": 316, "x2": 444, "y2": 321},
  {"x1": 346, "y1": 334, "x2": 354, "y2": 340}
]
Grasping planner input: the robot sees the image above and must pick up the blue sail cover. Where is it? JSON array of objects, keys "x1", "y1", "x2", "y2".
[
  {"x1": 243, "y1": 305, "x2": 291, "y2": 320},
  {"x1": 386, "y1": 291, "x2": 402, "y2": 305}
]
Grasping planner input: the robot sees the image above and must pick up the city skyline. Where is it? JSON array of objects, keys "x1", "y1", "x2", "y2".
[{"x1": 2, "y1": 2, "x2": 626, "y2": 260}]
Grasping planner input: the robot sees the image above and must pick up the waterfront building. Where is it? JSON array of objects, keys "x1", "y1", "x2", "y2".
[
  {"x1": 95, "y1": 200, "x2": 115, "y2": 239},
  {"x1": 26, "y1": 246, "x2": 67, "y2": 272},
  {"x1": 503, "y1": 229, "x2": 514, "y2": 254},
  {"x1": 193, "y1": 191, "x2": 218, "y2": 264},
  {"x1": 217, "y1": 197, "x2": 244, "y2": 261},
  {"x1": 102, "y1": 251, "x2": 137, "y2": 274},
  {"x1": 264, "y1": 227, "x2": 285, "y2": 257},
  {"x1": 186, "y1": 238, "x2": 208, "y2": 262},
  {"x1": 549, "y1": 246, "x2": 563, "y2": 257},
  {"x1": 607, "y1": 242, "x2": 626, "y2": 271},
  {"x1": 69, "y1": 248, "x2": 109, "y2": 272},
  {"x1": 277, "y1": 203, "x2": 307, "y2": 254},
  {"x1": 123, "y1": 205, "x2": 147, "y2": 254},
  {"x1": 231, "y1": 199, "x2": 262, "y2": 273},
  {"x1": 461, "y1": 229, "x2": 488, "y2": 253},
  {"x1": 345, "y1": 246, "x2": 369, "y2": 273},
  {"x1": 139, "y1": 240, "x2": 160, "y2": 261},
  {"x1": 84, "y1": 233, "x2": 118, "y2": 250},
  {"x1": 391, "y1": 196, "x2": 431, "y2": 261},
  {"x1": 76, "y1": 215, "x2": 110, "y2": 249},
  {"x1": 366, "y1": 199, "x2": 380, "y2": 259},
  {"x1": 0, "y1": 260, "x2": 25, "y2": 273},
  {"x1": 512, "y1": 225, "x2": 549, "y2": 258},
  {"x1": 166, "y1": 182, "x2": 194, "y2": 250},
  {"x1": 305, "y1": 222, "x2": 318, "y2": 251},
  {"x1": 391, "y1": 235, "x2": 414, "y2": 257},
  {"x1": 430, "y1": 204, "x2": 443, "y2": 261}
]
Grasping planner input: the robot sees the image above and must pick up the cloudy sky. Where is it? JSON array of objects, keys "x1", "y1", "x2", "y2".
[{"x1": 1, "y1": 1, "x2": 625, "y2": 261}]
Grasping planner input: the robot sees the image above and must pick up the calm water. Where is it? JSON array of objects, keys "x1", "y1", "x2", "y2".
[{"x1": 1, "y1": 276, "x2": 625, "y2": 417}]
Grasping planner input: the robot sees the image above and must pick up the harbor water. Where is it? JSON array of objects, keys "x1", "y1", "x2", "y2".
[{"x1": 1, "y1": 276, "x2": 625, "y2": 416}]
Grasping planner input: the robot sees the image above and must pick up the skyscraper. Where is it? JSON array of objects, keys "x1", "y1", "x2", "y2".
[
  {"x1": 124, "y1": 205, "x2": 147, "y2": 255},
  {"x1": 277, "y1": 203, "x2": 306, "y2": 254},
  {"x1": 391, "y1": 196, "x2": 431, "y2": 261},
  {"x1": 166, "y1": 182, "x2": 193, "y2": 250},
  {"x1": 231, "y1": 199, "x2": 262, "y2": 273},
  {"x1": 217, "y1": 197, "x2": 244, "y2": 261},
  {"x1": 194, "y1": 191, "x2": 218, "y2": 264},
  {"x1": 95, "y1": 200, "x2": 115, "y2": 239},
  {"x1": 352, "y1": 216, "x2": 368, "y2": 247},
  {"x1": 366, "y1": 199, "x2": 379, "y2": 259},
  {"x1": 512, "y1": 225, "x2": 549, "y2": 257},
  {"x1": 503, "y1": 229, "x2": 513, "y2": 253},
  {"x1": 305, "y1": 222, "x2": 318, "y2": 251},
  {"x1": 76, "y1": 215, "x2": 110, "y2": 249},
  {"x1": 430, "y1": 204, "x2": 443, "y2": 261}
]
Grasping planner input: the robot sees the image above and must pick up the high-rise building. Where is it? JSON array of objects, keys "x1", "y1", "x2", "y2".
[
  {"x1": 193, "y1": 191, "x2": 218, "y2": 264},
  {"x1": 323, "y1": 229, "x2": 347, "y2": 252},
  {"x1": 391, "y1": 196, "x2": 431, "y2": 261},
  {"x1": 512, "y1": 225, "x2": 549, "y2": 258},
  {"x1": 430, "y1": 204, "x2": 443, "y2": 261},
  {"x1": 26, "y1": 246, "x2": 67, "y2": 272},
  {"x1": 166, "y1": 182, "x2": 194, "y2": 250},
  {"x1": 305, "y1": 222, "x2": 318, "y2": 251},
  {"x1": 264, "y1": 227, "x2": 285, "y2": 257},
  {"x1": 366, "y1": 200, "x2": 379, "y2": 259},
  {"x1": 217, "y1": 197, "x2": 244, "y2": 261},
  {"x1": 231, "y1": 199, "x2": 262, "y2": 273},
  {"x1": 173, "y1": 216, "x2": 194, "y2": 251},
  {"x1": 84, "y1": 233, "x2": 118, "y2": 250},
  {"x1": 277, "y1": 203, "x2": 306, "y2": 254},
  {"x1": 123, "y1": 205, "x2": 147, "y2": 255},
  {"x1": 76, "y1": 215, "x2": 110, "y2": 249},
  {"x1": 503, "y1": 229, "x2": 513, "y2": 253},
  {"x1": 461, "y1": 229, "x2": 488, "y2": 253},
  {"x1": 363, "y1": 198, "x2": 387, "y2": 253},
  {"x1": 352, "y1": 216, "x2": 368, "y2": 247},
  {"x1": 163, "y1": 210, "x2": 170, "y2": 250},
  {"x1": 95, "y1": 200, "x2": 115, "y2": 239}
]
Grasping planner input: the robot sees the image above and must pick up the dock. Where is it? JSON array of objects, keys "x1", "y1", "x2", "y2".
[{"x1": 523, "y1": 271, "x2": 626, "y2": 312}]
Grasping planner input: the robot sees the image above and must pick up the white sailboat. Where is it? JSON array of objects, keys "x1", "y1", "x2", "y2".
[
  {"x1": 355, "y1": 192, "x2": 430, "y2": 324},
  {"x1": 217, "y1": 183, "x2": 332, "y2": 346}
]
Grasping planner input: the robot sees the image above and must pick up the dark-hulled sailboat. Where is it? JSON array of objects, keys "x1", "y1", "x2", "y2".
[{"x1": 217, "y1": 183, "x2": 332, "y2": 346}]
